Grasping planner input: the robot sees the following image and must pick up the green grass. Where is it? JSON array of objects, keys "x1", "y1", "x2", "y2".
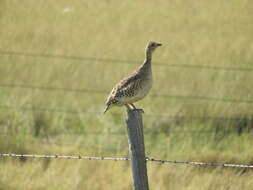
[{"x1": 0, "y1": 0, "x2": 253, "y2": 189}]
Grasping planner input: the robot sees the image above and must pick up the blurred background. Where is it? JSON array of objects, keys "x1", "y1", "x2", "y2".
[{"x1": 0, "y1": 0, "x2": 253, "y2": 189}]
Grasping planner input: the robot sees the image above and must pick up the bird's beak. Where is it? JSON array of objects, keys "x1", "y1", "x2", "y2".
[{"x1": 157, "y1": 43, "x2": 162, "y2": 46}]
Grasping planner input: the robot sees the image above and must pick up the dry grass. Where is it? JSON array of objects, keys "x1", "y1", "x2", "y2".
[{"x1": 1, "y1": 159, "x2": 253, "y2": 190}]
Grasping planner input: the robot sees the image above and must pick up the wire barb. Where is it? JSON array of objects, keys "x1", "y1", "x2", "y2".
[{"x1": 1, "y1": 153, "x2": 253, "y2": 168}]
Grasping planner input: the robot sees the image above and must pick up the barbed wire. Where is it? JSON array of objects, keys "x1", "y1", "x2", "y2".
[
  {"x1": 1, "y1": 153, "x2": 253, "y2": 168},
  {"x1": 146, "y1": 157, "x2": 253, "y2": 168},
  {"x1": 1, "y1": 83, "x2": 253, "y2": 104},
  {"x1": 1, "y1": 50, "x2": 253, "y2": 72}
]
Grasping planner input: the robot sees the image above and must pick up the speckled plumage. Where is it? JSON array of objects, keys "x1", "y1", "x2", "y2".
[{"x1": 104, "y1": 41, "x2": 162, "y2": 113}]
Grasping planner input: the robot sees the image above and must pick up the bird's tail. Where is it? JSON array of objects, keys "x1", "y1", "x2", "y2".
[{"x1": 103, "y1": 105, "x2": 109, "y2": 114}]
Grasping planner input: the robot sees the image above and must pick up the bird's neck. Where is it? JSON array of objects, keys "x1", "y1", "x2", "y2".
[
  {"x1": 143, "y1": 49, "x2": 152, "y2": 65},
  {"x1": 138, "y1": 49, "x2": 152, "y2": 76}
]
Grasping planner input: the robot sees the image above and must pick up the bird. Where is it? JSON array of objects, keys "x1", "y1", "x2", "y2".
[{"x1": 103, "y1": 41, "x2": 162, "y2": 114}]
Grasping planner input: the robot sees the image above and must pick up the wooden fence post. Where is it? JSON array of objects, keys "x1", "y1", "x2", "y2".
[{"x1": 126, "y1": 109, "x2": 149, "y2": 190}]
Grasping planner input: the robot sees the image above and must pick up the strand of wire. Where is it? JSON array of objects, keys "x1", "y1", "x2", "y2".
[
  {"x1": 0, "y1": 129, "x2": 249, "y2": 136},
  {"x1": 1, "y1": 153, "x2": 253, "y2": 168},
  {"x1": 1, "y1": 104, "x2": 253, "y2": 122},
  {"x1": 1, "y1": 50, "x2": 253, "y2": 72},
  {"x1": 1, "y1": 84, "x2": 253, "y2": 104}
]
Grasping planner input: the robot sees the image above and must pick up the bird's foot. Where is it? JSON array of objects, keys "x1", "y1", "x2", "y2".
[
  {"x1": 129, "y1": 103, "x2": 144, "y2": 113},
  {"x1": 125, "y1": 104, "x2": 144, "y2": 113},
  {"x1": 132, "y1": 108, "x2": 144, "y2": 114}
]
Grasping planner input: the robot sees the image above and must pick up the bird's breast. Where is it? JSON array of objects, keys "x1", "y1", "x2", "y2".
[{"x1": 133, "y1": 78, "x2": 152, "y2": 101}]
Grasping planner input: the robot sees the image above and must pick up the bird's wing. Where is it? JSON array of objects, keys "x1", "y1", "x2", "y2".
[
  {"x1": 105, "y1": 71, "x2": 141, "y2": 105},
  {"x1": 114, "y1": 73, "x2": 141, "y2": 98},
  {"x1": 120, "y1": 70, "x2": 142, "y2": 88}
]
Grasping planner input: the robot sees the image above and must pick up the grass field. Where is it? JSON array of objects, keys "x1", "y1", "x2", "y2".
[{"x1": 1, "y1": 0, "x2": 253, "y2": 189}]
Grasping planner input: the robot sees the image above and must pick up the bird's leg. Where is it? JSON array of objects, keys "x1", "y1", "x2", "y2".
[
  {"x1": 129, "y1": 103, "x2": 137, "y2": 110},
  {"x1": 125, "y1": 104, "x2": 131, "y2": 111},
  {"x1": 129, "y1": 103, "x2": 144, "y2": 113}
]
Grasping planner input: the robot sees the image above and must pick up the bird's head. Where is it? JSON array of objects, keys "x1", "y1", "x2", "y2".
[{"x1": 146, "y1": 41, "x2": 162, "y2": 53}]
